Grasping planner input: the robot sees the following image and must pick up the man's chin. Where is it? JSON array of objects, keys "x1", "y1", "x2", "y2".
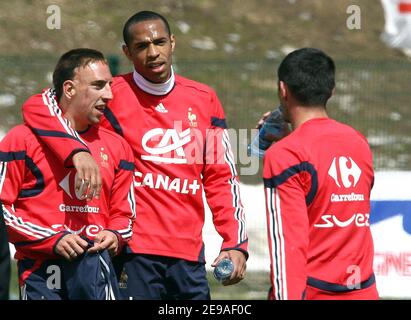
[
  {"x1": 144, "y1": 71, "x2": 170, "y2": 84},
  {"x1": 90, "y1": 116, "x2": 102, "y2": 125}
]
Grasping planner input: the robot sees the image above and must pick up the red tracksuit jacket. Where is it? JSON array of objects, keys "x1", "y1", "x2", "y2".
[
  {"x1": 1, "y1": 94, "x2": 135, "y2": 260},
  {"x1": 263, "y1": 118, "x2": 378, "y2": 299},
  {"x1": 22, "y1": 74, "x2": 248, "y2": 262}
]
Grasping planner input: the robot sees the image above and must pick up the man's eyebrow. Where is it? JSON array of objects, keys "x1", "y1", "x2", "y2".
[
  {"x1": 135, "y1": 36, "x2": 168, "y2": 45},
  {"x1": 153, "y1": 37, "x2": 167, "y2": 42},
  {"x1": 90, "y1": 80, "x2": 110, "y2": 86}
]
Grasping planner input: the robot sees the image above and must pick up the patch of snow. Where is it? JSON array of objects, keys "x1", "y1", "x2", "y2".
[
  {"x1": 0, "y1": 94, "x2": 16, "y2": 108},
  {"x1": 176, "y1": 21, "x2": 191, "y2": 34},
  {"x1": 191, "y1": 37, "x2": 216, "y2": 50}
]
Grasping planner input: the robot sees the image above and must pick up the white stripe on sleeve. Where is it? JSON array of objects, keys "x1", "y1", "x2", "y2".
[{"x1": 266, "y1": 187, "x2": 287, "y2": 300}]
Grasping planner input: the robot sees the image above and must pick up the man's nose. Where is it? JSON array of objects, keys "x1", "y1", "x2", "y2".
[
  {"x1": 147, "y1": 43, "x2": 159, "y2": 58},
  {"x1": 102, "y1": 83, "x2": 113, "y2": 100}
]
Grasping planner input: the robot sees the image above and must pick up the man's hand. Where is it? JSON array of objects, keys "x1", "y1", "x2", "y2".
[
  {"x1": 72, "y1": 152, "x2": 102, "y2": 201},
  {"x1": 87, "y1": 230, "x2": 119, "y2": 257},
  {"x1": 212, "y1": 250, "x2": 247, "y2": 286},
  {"x1": 256, "y1": 111, "x2": 272, "y2": 130},
  {"x1": 256, "y1": 111, "x2": 291, "y2": 143},
  {"x1": 55, "y1": 234, "x2": 89, "y2": 261}
]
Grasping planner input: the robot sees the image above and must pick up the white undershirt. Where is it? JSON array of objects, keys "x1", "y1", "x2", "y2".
[{"x1": 132, "y1": 67, "x2": 175, "y2": 96}]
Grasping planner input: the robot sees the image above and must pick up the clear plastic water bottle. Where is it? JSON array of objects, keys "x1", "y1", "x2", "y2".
[
  {"x1": 213, "y1": 258, "x2": 234, "y2": 283},
  {"x1": 247, "y1": 106, "x2": 286, "y2": 158}
]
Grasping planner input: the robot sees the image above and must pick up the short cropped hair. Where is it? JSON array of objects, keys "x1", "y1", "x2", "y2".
[
  {"x1": 53, "y1": 48, "x2": 107, "y2": 102},
  {"x1": 123, "y1": 10, "x2": 171, "y2": 46},
  {"x1": 278, "y1": 48, "x2": 335, "y2": 106}
]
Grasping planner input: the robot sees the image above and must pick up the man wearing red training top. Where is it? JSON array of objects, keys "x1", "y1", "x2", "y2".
[
  {"x1": 22, "y1": 11, "x2": 247, "y2": 299},
  {"x1": 1, "y1": 49, "x2": 136, "y2": 299},
  {"x1": 264, "y1": 48, "x2": 378, "y2": 300}
]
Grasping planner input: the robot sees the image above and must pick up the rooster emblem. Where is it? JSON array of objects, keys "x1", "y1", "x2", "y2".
[{"x1": 188, "y1": 107, "x2": 197, "y2": 127}]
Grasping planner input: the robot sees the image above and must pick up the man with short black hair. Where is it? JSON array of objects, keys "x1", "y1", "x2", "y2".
[
  {"x1": 1, "y1": 48, "x2": 135, "y2": 299},
  {"x1": 22, "y1": 11, "x2": 248, "y2": 300},
  {"x1": 264, "y1": 48, "x2": 378, "y2": 300}
]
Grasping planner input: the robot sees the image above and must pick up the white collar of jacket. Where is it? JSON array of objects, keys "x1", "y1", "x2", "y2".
[{"x1": 132, "y1": 66, "x2": 175, "y2": 96}]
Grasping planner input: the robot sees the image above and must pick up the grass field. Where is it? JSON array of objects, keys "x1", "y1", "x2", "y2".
[
  {"x1": 1, "y1": 56, "x2": 410, "y2": 181},
  {"x1": 9, "y1": 261, "x2": 18, "y2": 300},
  {"x1": 0, "y1": 1, "x2": 399, "y2": 58},
  {"x1": 208, "y1": 271, "x2": 270, "y2": 300}
]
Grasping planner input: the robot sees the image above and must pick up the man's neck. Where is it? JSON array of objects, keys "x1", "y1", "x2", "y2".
[
  {"x1": 64, "y1": 115, "x2": 87, "y2": 132},
  {"x1": 291, "y1": 105, "x2": 328, "y2": 129},
  {"x1": 133, "y1": 67, "x2": 175, "y2": 95},
  {"x1": 59, "y1": 100, "x2": 87, "y2": 132}
]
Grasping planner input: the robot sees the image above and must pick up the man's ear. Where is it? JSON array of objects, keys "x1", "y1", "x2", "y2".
[
  {"x1": 279, "y1": 81, "x2": 288, "y2": 101},
  {"x1": 122, "y1": 44, "x2": 133, "y2": 61},
  {"x1": 122, "y1": 44, "x2": 132, "y2": 61},
  {"x1": 62, "y1": 80, "x2": 75, "y2": 100}
]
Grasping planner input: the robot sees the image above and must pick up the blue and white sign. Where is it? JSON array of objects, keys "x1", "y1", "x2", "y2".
[{"x1": 371, "y1": 171, "x2": 411, "y2": 298}]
